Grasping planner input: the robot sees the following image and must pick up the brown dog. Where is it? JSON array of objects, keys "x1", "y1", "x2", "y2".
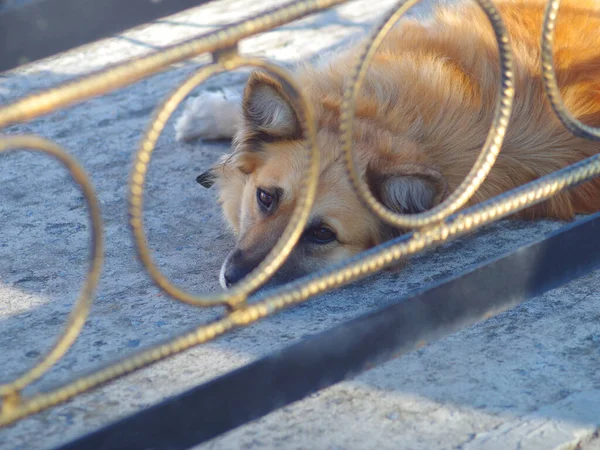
[{"x1": 179, "y1": 0, "x2": 600, "y2": 288}]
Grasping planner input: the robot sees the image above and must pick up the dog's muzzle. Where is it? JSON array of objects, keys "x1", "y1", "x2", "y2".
[{"x1": 219, "y1": 249, "x2": 258, "y2": 289}]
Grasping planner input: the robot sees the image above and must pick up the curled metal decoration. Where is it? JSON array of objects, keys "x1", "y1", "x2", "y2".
[
  {"x1": 129, "y1": 55, "x2": 319, "y2": 309},
  {"x1": 340, "y1": 0, "x2": 515, "y2": 229},
  {"x1": 540, "y1": 0, "x2": 600, "y2": 141},
  {"x1": 0, "y1": 0, "x2": 599, "y2": 431},
  {"x1": 0, "y1": 136, "x2": 103, "y2": 409}
]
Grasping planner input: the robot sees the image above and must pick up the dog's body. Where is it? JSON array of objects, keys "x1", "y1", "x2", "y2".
[{"x1": 179, "y1": 0, "x2": 600, "y2": 288}]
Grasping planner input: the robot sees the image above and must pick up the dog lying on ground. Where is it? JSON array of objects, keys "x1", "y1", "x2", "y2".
[{"x1": 176, "y1": 0, "x2": 600, "y2": 289}]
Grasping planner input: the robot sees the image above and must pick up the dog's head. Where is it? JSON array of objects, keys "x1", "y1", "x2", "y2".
[{"x1": 199, "y1": 71, "x2": 448, "y2": 288}]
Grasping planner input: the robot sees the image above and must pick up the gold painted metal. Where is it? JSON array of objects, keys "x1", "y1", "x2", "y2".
[
  {"x1": 0, "y1": 0, "x2": 348, "y2": 130},
  {"x1": 340, "y1": 0, "x2": 515, "y2": 229},
  {"x1": 1, "y1": 0, "x2": 598, "y2": 431},
  {"x1": 540, "y1": 0, "x2": 600, "y2": 141},
  {"x1": 0, "y1": 136, "x2": 104, "y2": 400},
  {"x1": 129, "y1": 58, "x2": 319, "y2": 309},
  {"x1": 212, "y1": 45, "x2": 242, "y2": 65}
]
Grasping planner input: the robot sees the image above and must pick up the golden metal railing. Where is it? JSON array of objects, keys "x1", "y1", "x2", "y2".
[{"x1": 1, "y1": 0, "x2": 599, "y2": 429}]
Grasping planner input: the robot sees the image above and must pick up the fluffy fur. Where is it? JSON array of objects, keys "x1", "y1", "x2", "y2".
[{"x1": 180, "y1": 0, "x2": 600, "y2": 288}]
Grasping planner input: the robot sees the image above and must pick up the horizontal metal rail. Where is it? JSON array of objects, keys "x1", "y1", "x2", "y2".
[
  {"x1": 0, "y1": 0, "x2": 348, "y2": 126},
  {"x1": 54, "y1": 212, "x2": 600, "y2": 450},
  {"x1": 0, "y1": 0, "x2": 213, "y2": 73}
]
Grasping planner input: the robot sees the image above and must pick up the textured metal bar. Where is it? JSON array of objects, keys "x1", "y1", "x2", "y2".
[
  {"x1": 0, "y1": 0, "x2": 214, "y2": 73},
  {"x1": 0, "y1": 0, "x2": 346, "y2": 127},
  {"x1": 53, "y1": 212, "x2": 600, "y2": 450}
]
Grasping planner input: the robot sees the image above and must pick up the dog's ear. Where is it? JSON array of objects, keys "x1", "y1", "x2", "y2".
[
  {"x1": 242, "y1": 71, "x2": 301, "y2": 139},
  {"x1": 366, "y1": 162, "x2": 448, "y2": 214},
  {"x1": 196, "y1": 169, "x2": 216, "y2": 188}
]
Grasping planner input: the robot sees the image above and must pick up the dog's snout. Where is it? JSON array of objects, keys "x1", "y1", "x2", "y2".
[
  {"x1": 220, "y1": 249, "x2": 254, "y2": 289},
  {"x1": 223, "y1": 265, "x2": 251, "y2": 288}
]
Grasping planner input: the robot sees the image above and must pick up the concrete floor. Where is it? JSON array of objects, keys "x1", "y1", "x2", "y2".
[{"x1": 1, "y1": 0, "x2": 599, "y2": 449}]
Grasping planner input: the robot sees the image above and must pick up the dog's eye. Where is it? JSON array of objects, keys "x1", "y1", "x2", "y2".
[
  {"x1": 306, "y1": 226, "x2": 336, "y2": 244},
  {"x1": 257, "y1": 188, "x2": 274, "y2": 210}
]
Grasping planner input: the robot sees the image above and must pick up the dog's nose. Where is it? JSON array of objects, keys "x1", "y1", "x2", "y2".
[
  {"x1": 221, "y1": 249, "x2": 254, "y2": 288},
  {"x1": 223, "y1": 264, "x2": 252, "y2": 288}
]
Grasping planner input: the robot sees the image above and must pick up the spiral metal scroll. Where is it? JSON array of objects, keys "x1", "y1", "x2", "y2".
[
  {"x1": 340, "y1": 0, "x2": 514, "y2": 229},
  {"x1": 129, "y1": 56, "x2": 319, "y2": 309},
  {"x1": 540, "y1": 0, "x2": 600, "y2": 141},
  {"x1": 1, "y1": 0, "x2": 600, "y2": 430},
  {"x1": 0, "y1": 136, "x2": 103, "y2": 411}
]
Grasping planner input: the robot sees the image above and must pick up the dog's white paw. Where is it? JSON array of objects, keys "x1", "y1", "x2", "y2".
[{"x1": 175, "y1": 88, "x2": 242, "y2": 142}]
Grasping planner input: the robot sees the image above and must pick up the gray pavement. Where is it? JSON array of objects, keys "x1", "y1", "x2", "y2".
[{"x1": 0, "y1": 0, "x2": 599, "y2": 449}]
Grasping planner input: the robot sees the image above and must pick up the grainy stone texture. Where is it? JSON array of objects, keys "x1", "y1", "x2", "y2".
[{"x1": 0, "y1": 1, "x2": 599, "y2": 449}]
